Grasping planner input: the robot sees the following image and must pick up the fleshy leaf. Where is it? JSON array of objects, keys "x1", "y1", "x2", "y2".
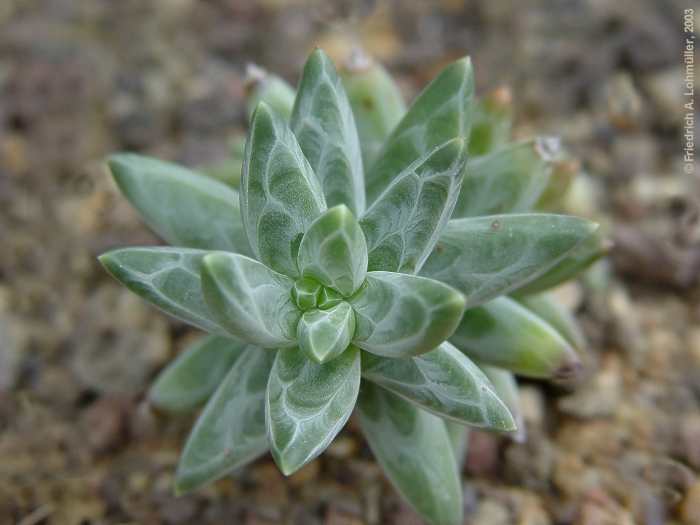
[
  {"x1": 175, "y1": 347, "x2": 274, "y2": 494},
  {"x1": 478, "y1": 364, "x2": 525, "y2": 442},
  {"x1": 297, "y1": 301, "x2": 355, "y2": 364},
  {"x1": 297, "y1": 205, "x2": 368, "y2": 296},
  {"x1": 244, "y1": 64, "x2": 296, "y2": 121},
  {"x1": 349, "y1": 272, "x2": 465, "y2": 358},
  {"x1": 422, "y1": 214, "x2": 598, "y2": 308},
  {"x1": 445, "y1": 421, "x2": 470, "y2": 468},
  {"x1": 357, "y1": 383, "x2": 463, "y2": 525},
  {"x1": 516, "y1": 293, "x2": 586, "y2": 350},
  {"x1": 266, "y1": 346, "x2": 360, "y2": 475},
  {"x1": 340, "y1": 49, "x2": 407, "y2": 168},
  {"x1": 365, "y1": 56, "x2": 475, "y2": 204},
  {"x1": 468, "y1": 87, "x2": 513, "y2": 156},
  {"x1": 149, "y1": 335, "x2": 247, "y2": 413},
  {"x1": 511, "y1": 229, "x2": 609, "y2": 295},
  {"x1": 241, "y1": 102, "x2": 326, "y2": 278},
  {"x1": 108, "y1": 154, "x2": 251, "y2": 254},
  {"x1": 360, "y1": 138, "x2": 467, "y2": 274},
  {"x1": 99, "y1": 247, "x2": 225, "y2": 335},
  {"x1": 451, "y1": 296, "x2": 581, "y2": 381},
  {"x1": 361, "y1": 342, "x2": 516, "y2": 431},
  {"x1": 291, "y1": 49, "x2": 365, "y2": 214},
  {"x1": 201, "y1": 253, "x2": 300, "y2": 347},
  {"x1": 452, "y1": 138, "x2": 562, "y2": 218}
]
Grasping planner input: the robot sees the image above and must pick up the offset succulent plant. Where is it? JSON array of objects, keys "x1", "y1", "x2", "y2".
[{"x1": 100, "y1": 48, "x2": 606, "y2": 525}]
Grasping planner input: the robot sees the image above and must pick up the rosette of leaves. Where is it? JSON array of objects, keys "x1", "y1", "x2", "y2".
[{"x1": 100, "y1": 48, "x2": 603, "y2": 525}]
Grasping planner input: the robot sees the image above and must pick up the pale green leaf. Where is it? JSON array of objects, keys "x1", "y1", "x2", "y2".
[
  {"x1": 453, "y1": 138, "x2": 562, "y2": 218},
  {"x1": 266, "y1": 346, "x2": 360, "y2": 475},
  {"x1": 349, "y1": 272, "x2": 465, "y2": 358},
  {"x1": 245, "y1": 64, "x2": 296, "y2": 121},
  {"x1": 477, "y1": 363, "x2": 525, "y2": 442},
  {"x1": 297, "y1": 205, "x2": 368, "y2": 296},
  {"x1": 422, "y1": 214, "x2": 598, "y2": 308},
  {"x1": 175, "y1": 347, "x2": 274, "y2": 494},
  {"x1": 468, "y1": 88, "x2": 513, "y2": 156},
  {"x1": 99, "y1": 247, "x2": 225, "y2": 335},
  {"x1": 366, "y1": 57, "x2": 474, "y2": 204},
  {"x1": 451, "y1": 296, "x2": 581, "y2": 380},
  {"x1": 360, "y1": 138, "x2": 467, "y2": 273},
  {"x1": 201, "y1": 253, "x2": 300, "y2": 347},
  {"x1": 149, "y1": 335, "x2": 247, "y2": 413},
  {"x1": 340, "y1": 50, "x2": 407, "y2": 168},
  {"x1": 444, "y1": 421, "x2": 470, "y2": 467},
  {"x1": 357, "y1": 383, "x2": 463, "y2": 525},
  {"x1": 511, "y1": 229, "x2": 609, "y2": 295},
  {"x1": 291, "y1": 49, "x2": 365, "y2": 214},
  {"x1": 108, "y1": 154, "x2": 251, "y2": 254},
  {"x1": 516, "y1": 293, "x2": 586, "y2": 351},
  {"x1": 297, "y1": 301, "x2": 355, "y2": 364},
  {"x1": 241, "y1": 102, "x2": 326, "y2": 278},
  {"x1": 361, "y1": 342, "x2": 516, "y2": 431}
]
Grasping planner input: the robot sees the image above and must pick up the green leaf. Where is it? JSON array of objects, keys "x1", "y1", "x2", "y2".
[
  {"x1": 357, "y1": 383, "x2": 463, "y2": 525},
  {"x1": 421, "y1": 214, "x2": 598, "y2": 308},
  {"x1": 241, "y1": 102, "x2": 326, "y2": 278},
  {"x1": 477, "y1": 364, "x2": 525, "y2": 442},
  {"x1": 349, "y1": 272, "x2": 465, "y2": 358},
  {"x1": 245, "y1": 64, "x2": 296, "y2": 121},
  {"x1": 108, "y1": 154, "x2": 251, "y2": 255},
  {"x1": 511, "y1": 229, "x2": 609, "y2": 295},
  {"x1": 339, "y1": 50, "x2": 407, "y2": 168},
  {"x1": 291, "y1": 49, "x2": 365, "y2": 214},
  {"x1": 149, "y1": 335, "x2": 247, "y2": 413},
  {"x1": 360, "y1": 138, "x2": 467, "y2": 273},
  {"x1": 452, "y1": 138, "x2": 561, "y2": 218},
  {"x1": 99, "y1": 247, "x2": 225, "y2": 335},
  {"x1": 361, "y1": 342, "x2": 516, "y2": 431},
  {"x1": 175, "y1": 347, "x2": 274, "y2": 494},
  {"x1": 451, "y1": 296, "x2": 581, "y2": 380},
  {"x1": 516, "y1": 293, "x2": 586, "y2": 351},
  {"x1": 468, "y1": 88, "x2": 513, "y2": 156},
  {"x1": 365, "y1": 56, "x2": 474, "y2": 204},
  {"x1": 201, "y1": 253, "x2": 300, "y2": 347},
  {"x1": 266, "y1": 346, "x2": 361, "y2": 475},
  {"x1": 444, "y1": 421, "x2": 470, "y2": 467},
  {"x1": 297, "y1": 301, "x2": 356, "y2": 364},
  {"x1": 297, "y1": 205, "x2": 368, "y2": 296}
]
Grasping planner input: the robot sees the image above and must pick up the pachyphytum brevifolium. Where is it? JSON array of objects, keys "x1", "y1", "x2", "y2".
[{"x1": 100, "y1": 47, "x2": 601, "y2": 525}]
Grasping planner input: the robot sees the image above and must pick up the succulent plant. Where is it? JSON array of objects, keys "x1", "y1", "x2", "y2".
[{"x1": 99, "y1": 48, "x2": 606, "y2": 525}]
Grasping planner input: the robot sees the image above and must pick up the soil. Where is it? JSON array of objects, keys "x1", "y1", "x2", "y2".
[{"x1": 0, "y1": 1, "x2": 698, "y2": 524}]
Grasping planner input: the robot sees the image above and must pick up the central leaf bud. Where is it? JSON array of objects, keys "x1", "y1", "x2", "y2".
[{"x1": 291, "y1": 277, "x2": 321, "y2": 311}]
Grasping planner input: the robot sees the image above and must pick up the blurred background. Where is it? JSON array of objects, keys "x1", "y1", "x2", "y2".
[{"x1": 0, "y1": 1, "x2": 698, "y2": 524}]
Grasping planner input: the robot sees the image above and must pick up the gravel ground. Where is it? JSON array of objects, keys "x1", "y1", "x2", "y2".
[{"x1": 1, "y1": 1, "x2": 698, "y2": 524}]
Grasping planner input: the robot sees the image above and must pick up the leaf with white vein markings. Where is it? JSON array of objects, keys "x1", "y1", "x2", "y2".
[
  {"x1": 357, "y1": 383, "x2": 463, "y2": 525},
  {"x1": 175, "y1": 347, "x2": 273, "y2": 494},
  {"x1": 366, "y1": 57, "x2": 474, "y2": 204},
  {"x1": 361, "y1": 342, "x2": 516, "y2": 431},
  {"x1": 266, "y1": 346, "x2": 360, "y2": 475},
  {"x1": 291, "y1": 49, "x2": 365, "y2": 214},
  {"x1": 201, "y1": 253, "x2": 300, "y2": 347},
  {"x1": 108, "y1": 154, "x2": 251, "y2": 255},
  {"x1": 349, "y1": 272, "x2": 465, "y2": 358},
  {"x1": 421, "y1": 214, "x2": 598, "y2": 308},
  {"x1": 297, "y1": 301, "x2": 355, "y2": 364},
  {"x1": 241, "y1": 102, "x2": 326, "y2": 278},
  {"x1": 297, "y1": 205, "x2": 367, "y2": 297},
  {"x1": 360, "y1": 138, "x2": 467, "y2": 274},
  {"x1": 99, "y1": 247, "x2": 226, "y2": 335}
]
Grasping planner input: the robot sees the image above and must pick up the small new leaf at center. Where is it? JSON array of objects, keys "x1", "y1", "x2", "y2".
[{"x1": 297, "y1": 301, "x2": 356, "y2": 364}]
